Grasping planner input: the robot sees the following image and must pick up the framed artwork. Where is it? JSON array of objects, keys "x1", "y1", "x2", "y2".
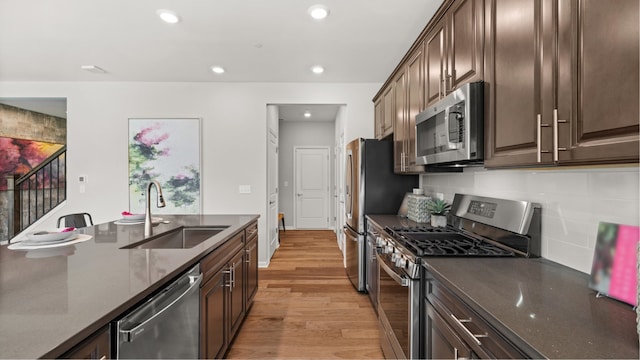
[
  {"x1": 589, "y1": 222, "x2": 639, "y2": 306},
  {"x1": 128, "y1": 118, "x2": 201, "y2": 214}
]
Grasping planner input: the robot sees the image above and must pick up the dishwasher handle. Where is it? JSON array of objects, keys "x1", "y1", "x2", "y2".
[{"x1": 119, "y1": 270, "x2": 203, "y2": 343}]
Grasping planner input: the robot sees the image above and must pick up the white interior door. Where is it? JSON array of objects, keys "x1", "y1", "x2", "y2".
[
  {"x1": 335, "y1": 133, "x2": 345, "y2": 250},
  {"x1": 294, "y1": 147, "x2": 330, "y2": 229},
  {"x1": 267, "y1": 111, "x2": 279, "y2": 261}
]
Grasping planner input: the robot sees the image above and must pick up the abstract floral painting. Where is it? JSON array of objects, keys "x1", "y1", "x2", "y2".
[
  {"x1": 128, "y1": 118, "x2": 201, "y2": 214},
  {"x1": 0, "y1": 137, "x2": 64, "y2": 190}
]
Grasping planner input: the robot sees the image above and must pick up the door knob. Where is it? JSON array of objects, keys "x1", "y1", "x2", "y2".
[{"x1": 297, "y1": 193, "x2": 303, "y2": 196}]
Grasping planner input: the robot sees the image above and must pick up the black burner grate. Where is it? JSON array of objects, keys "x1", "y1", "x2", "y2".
[{"x1": 385, "y1": 227, "x2": 514, "y2": 257}]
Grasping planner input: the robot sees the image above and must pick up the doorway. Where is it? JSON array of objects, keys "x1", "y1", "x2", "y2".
[{"x1": 294, "y1": 147, "x2": 330, "y2": 229}]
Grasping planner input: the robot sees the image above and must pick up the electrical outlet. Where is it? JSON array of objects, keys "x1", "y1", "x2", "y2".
[
  {"x1": 239, "y1": 185, "x2": 251, "y2": 194},
  {"x1": 435, "y1": 192, "x2": 444, "y2": 200}
]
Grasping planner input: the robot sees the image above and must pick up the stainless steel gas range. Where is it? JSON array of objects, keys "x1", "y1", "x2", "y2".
[{"x1": 371, "y1": 193, "x2": 541, "y2": 359}]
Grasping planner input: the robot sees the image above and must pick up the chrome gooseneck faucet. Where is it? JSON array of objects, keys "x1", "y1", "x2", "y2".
[{"x1": 145, "y1": 180, "x2": 166, "y2": 236}]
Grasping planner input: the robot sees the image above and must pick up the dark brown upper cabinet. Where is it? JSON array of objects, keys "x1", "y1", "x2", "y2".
[
  {"x1": 555, "y1": 0, "x2": 639, "y2": 165},
  {"x1": 377, "y1": 84, "x2": 395, "y2": 140},
  {"x1": 484, "y1": 0, "x2": 639, "y2": 168},
  {"x1": 393, "y1": 45, "x2": 427, "y2": 174},
  {"x1": 426, "y1": 0, "x2": 484, "y2": 107}
]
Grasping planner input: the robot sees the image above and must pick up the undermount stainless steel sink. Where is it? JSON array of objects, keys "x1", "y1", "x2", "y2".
[{"x1": 121, "y1": 226, "x2": 229, "y2": 249}]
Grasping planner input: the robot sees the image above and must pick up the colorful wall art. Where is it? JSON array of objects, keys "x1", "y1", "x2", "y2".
[
  {"x1": 589, "y1": 222, "x2": 639, "y2": 306},
  {"x1": 0, "y1": 137, "x2": 64, "y2": 190},
  {"x1": 128, "y1": 118, "x2": 201, "y2": 214}
]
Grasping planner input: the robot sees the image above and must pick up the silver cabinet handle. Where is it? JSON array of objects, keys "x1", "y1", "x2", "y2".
[
  {"x1": 245, "y1": 243, "x2": 256, "y2": 263},
  {"x1": 537, "y1": 113, "x2": 550, "y2": 162},
  {"x1": 449, "y1": 314, "x2": 488, "y2": 346},
  {"x1": 297, "y1": 193, "x2": 303, "y2": 197},
  {"x1": 553, "y1": 108, "x2": 567, "y2": 162},
  {"x1": 224, "y1": 266, "x2": 233, "y2": 291}
]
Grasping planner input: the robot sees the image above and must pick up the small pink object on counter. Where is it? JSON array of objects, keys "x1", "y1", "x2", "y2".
[{"x1": 60, "y1": 227, "x2": 76, "y2": 232}]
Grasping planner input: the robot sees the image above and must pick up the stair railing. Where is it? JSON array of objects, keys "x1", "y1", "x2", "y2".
[{"x1": 6, "y1": 146, "x2": 67, "y2": 242}]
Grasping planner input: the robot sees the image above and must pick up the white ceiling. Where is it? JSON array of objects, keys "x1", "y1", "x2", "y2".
[{"x1": 0, "y1": 0, "x2": 444, "y2": 83}]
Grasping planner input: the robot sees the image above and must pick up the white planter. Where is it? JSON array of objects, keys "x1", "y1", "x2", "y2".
[{"x1": 430, "y1": 215, "x2": 447, "y2": 228}]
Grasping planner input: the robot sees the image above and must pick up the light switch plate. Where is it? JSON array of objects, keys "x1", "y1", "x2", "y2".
[{"x1": 239, "y1": 185, "x2": 251, "y2": 194}]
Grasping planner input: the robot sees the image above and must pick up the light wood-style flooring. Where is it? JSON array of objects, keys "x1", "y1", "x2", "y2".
[{"x1": 226, "y1": 230, "x2": 383, "y2": 359}]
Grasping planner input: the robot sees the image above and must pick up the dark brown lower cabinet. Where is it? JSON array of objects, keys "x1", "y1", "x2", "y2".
[
  {"x1": 200, "y1": 231, "x2": 247, "y2": 359},
  {"x1": 62, "y1": 325, "x2": 110, "y2": 359},
  {"x1": 245, "y1": 232, "x2": 258, "y2": 307},
  {"x1": 424, "y1": 277, "x2": 532, "y2": 359},
  {"x1": 201, "y1": 269, "x2": 227, "y2": 359},
  {"x1": 425, "y1": 300, "x2": 475, "y2": 359}
]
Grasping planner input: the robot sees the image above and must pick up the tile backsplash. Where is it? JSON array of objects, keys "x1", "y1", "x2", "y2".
[{"x1": 420, "y1": 166, "x2": 639, "y2": 274}]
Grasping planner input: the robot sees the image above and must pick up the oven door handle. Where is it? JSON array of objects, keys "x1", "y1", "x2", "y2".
[{"x1": 377, "y1": 253, "x2": 409, "y2": 287}]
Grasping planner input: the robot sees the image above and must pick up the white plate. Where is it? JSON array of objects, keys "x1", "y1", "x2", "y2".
[
  {"x1": 21, "y1": 235, "x2": 78, "y2": 246},
  {"x1": 122, "y1": 213, "x2": 145, "y2": 221},
  {"x1": 114, "y1": 217, "x2": 162, "y2": 225},
  {"x1": 26, "y1": 231, "x2": 76, "y2": 243}
]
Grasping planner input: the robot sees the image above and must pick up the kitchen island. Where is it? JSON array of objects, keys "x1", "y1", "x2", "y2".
[
  {"x1": 0, "y1": 214, "x2": 258, "y2": 359},
  {"x1": 368, "y1": 215, "x2": 639, "y2": 359}
]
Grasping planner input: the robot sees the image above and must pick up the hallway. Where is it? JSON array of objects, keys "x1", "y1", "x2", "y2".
[{"x1": 226, "y1": 230, "x2": 383, "y2": 359}]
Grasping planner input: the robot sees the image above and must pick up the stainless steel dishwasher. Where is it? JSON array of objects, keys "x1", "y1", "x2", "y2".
[{"x1": 114, "y1": 264, "x2": 202, "y2": 359}]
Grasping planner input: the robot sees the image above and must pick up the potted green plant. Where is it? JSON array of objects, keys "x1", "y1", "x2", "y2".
[{"x1": 426, "y1": 199, "x2": 450, "y2": 227}]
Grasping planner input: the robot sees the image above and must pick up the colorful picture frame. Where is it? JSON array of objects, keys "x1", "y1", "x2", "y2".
[
  {"x1": 589, "y1": 222, "x2": 639, "y2": 306},
  {"x1": 128, "y1": 118, "x2": 201, "y2": 214}
]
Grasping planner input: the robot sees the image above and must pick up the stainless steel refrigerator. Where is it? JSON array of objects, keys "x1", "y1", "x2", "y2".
[{"x1": 344, "y1": 138, "x2": 418, "y2": 291}]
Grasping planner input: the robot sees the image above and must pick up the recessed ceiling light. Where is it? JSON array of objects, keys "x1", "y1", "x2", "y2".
[
  {"x1": 308, "y1": 4, "x2": 330, "y2": 20},
  {"x1": 211, "y1": 66, "x2": 225, "y2": 74},
  {"x1": 80, "y1": 65, "x2": 106, "y2": 74},
  {"x1": 311, "y1": 65, "x2": 325, "y2": 74},
  {"x1": 157, "y1": 9, "x2": 180, "y2": 24},
  {"x1": 304, "y1": 111, "x2": 311, "y2": 118}
]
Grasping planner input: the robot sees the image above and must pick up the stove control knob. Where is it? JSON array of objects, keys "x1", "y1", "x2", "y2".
[
  {"x1": 391, "y1": 253, "x2": 399, "y2": 262},
  {"x1": 395, "y1": 256, "x2": 407, "y2": 268},
  {"x1": 385, "y1": 245, "x2": 394, "y2": 254}
]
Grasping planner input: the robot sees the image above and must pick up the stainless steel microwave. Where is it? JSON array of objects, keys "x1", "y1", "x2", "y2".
[{"x1": 415, "y1": 81, "x2": 484, "y2": 166}]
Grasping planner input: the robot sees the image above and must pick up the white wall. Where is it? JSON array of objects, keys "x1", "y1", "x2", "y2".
[
  {"x1": 278, "y1": 120, "x2": 336, "y2": 229},
  {"x1": 420, "y1": 166, "x2": 640, "y2": 273},
  {"x1": 0, "y1": 81, "x2": 380, "y2": 265}
]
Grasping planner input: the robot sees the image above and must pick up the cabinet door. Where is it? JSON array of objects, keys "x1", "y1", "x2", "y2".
[
  {"x1": 393, "y1": 70, "x2": 407, "y2": 173},
  {"x1": 374, "y1": 98, "x2": 384, "y2": 139},
  {"x1": 556, "y1": 0, "x2": 639, "y2": 164},
  {"x1": 228, "y1": 250, "x2": 246, "y2": 340},
  {"x1": 448, "y1": 0, "x2": 484, "y2": 89},
  {"x1": 425, "y1": 21, "x2": 447, "y2": 106},
  {"x1": 484, "y1": 0, "x2": 551, "y2": 167},
  {"x1": 201, "y1": 270, "x2": 227, "y2": 359},
  {"x1": 405, "y1": 46, "x2": 426, "y2": 172},
  {"x1": 425, "y1": 300, "x2": 474, "y2": 360},
  {"x1": 63, "y1": 326, "x2": 110, "y2": 359},
  {"x1": 245, "y1": 235, "x2": 259, "y2": 307},
  {"x1": 382, "y1": 84, "x2": 395, "y2": 137}
]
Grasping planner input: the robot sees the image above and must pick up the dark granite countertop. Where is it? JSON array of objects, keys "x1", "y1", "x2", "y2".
[
  {"x1": 0, "y1": 214, "x2": 258, "y2": 359},
  {"x1": 367, "y1": 215, "x2": 639, "y2": 359}
]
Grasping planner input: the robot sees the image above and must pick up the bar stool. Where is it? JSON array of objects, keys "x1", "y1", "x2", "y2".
[{"x1": 278, "y1": 212, "x2": 285, "y2": 231}]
